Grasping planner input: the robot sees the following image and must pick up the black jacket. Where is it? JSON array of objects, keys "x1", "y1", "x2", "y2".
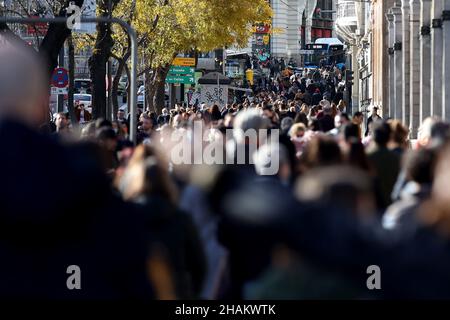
[
  {"x1": 0, "y1": 119, "x2": 154, "y2": 299},
  {"x1": 134, "y1": 196, "x2": 206, "y2": 299},
  {"x1": 365, "y1": 115, "x2": 382, "y2": 136}
]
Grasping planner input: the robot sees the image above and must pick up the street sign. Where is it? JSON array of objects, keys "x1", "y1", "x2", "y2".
[
  {"x1": 169, "y1": 66, "x2": 195, "y2": 75},
  {"x1": 51, "y1": 87, "x2": 68, "y2": 95},
  {"x1": 51, "y1": 67, "x2": 69, "y2": 88},
  {"x1": 166, "y1": 75, "x2": 195, "y2": 84},
  {"x1": 172, "y1": 57, "x2": 196, "y2": 67}
]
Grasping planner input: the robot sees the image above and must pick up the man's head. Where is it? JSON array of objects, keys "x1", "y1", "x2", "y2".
[
  {"x1": 117, "y1": 109, "x2": 125, "y2": 120},
  {"x1": 404, "y1": 148, "x2": 436, "y2": 185},
  {"x1": 280, "y1": 117, "x2": 294, "y2": 133},
  {"x1": 323, "y1": 105, "x2": 333, "y2": 116},
  {"x1": 343, "y1": 123, "x2": 360, "y2": 143},
  {"x1": 335, "y1": 113, "x2": 350, "y2": 128},
  {"x1": 372, "y1": 120, "x2": 391, "y2": 147},
  {"x1": 55, "y1": 112, "x2": 68, "y2": 131},
  {"x1": 0, "y1": 38, "x2": 48, "y2": 126},
  {"x1": 353, "y1": 111, "x2": 364, "y2": 125},
  {"x1": 319, "y1": 99, "x2": 331, "y2": 109},
  {"x1": 141, "y1": 115, "x2": 153, "y2": 132},
  {"x1": 96, "y1": 127, "x2": 118, "y2": 152},
  {"x1": 372, "y1": 106, "x2": 379, "y2": 116},
  {"x1": 262, "y1": 104, "x2": 275, "y2": 119}
]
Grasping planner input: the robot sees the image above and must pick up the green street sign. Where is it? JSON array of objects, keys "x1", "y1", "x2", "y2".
[
  {"x1": 169, "y1": 66, "x2": 195, "y2": 75},
  {"x1": 166, "y1": 75, "x2": 195, "y2": 84}
]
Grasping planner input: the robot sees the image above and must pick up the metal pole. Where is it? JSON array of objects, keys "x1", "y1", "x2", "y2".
[
  {"x1": 57, "y1": 46, "x2": 65, "y2": 113},
  {"x1": 217, "y1": 72, "x2": 220, "y2": 105},
  {"x1": 0, "y1": 16, "x2": 138, "y2": 144},
  {"x1": 106, "y1": 59, "x2": 112, "y2": 120}
]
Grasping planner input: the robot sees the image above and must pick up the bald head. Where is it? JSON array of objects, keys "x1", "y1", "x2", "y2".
[{"x1": 0, "y1": 36, "x2": 48, "y2": 127}]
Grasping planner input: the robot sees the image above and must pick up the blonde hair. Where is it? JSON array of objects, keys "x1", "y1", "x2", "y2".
[{"x1": 289, "y1": 123, "x2": 307, "y2": 139}]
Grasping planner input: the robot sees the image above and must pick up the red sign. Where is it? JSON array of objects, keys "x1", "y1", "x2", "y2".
[
  {"x1": 27, "y1": 16, "x2": 49, "y2": 36},
  {"x1": 51, "y1": 68, "x2": 69, "y2": 88},
  {"x1": 254, "y1": 24, "x2": 271, "y2": 34}
]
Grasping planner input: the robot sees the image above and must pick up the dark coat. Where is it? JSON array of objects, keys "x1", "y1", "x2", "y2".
[
  {"x1": 318, "y1": 114, "x2": 335, "y2": 133},
  {"x1": 134, "y1": 196, "x2": 206, "y2": 299},
  {"x1": 0, "y1": 119, "x2": 154, "y2": 299},
  {"x1": 367, "y1": 146, "x2": 401, "y2": 210}
]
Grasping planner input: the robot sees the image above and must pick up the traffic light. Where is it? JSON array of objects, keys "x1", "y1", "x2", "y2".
[{"x1": 345, "y1": 70, "x2": 354, "y2": 87}]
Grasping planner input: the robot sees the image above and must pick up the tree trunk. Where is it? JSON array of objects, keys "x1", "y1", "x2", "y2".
[
  {"x1": 67, "y1": 35, "x2": 78, "y2": 129},
  {"x1": 147, "y1": 71, "x2": 157, "y2": 113},
  {"x1": 145, "y1": 69, "x2": 154, "y2": 112},
  {"x1": 153, "y1": 65, "x2": 170, "y2": 114},
  {"x1": 89, "y1": 0, "x2": 115, "y2": 120},
  {"x1": 39, "y1": 0, "x2": 85, "y2": 78},
  {"x1": 112, "y1": 57, "x2": 126, "y2": 120},
  {"x1": 124, "y1": 63, "x2": 131, "y2": 113}
]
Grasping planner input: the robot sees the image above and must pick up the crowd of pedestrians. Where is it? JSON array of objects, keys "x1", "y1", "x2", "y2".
[{"x1": 3, "y1": 40, "x2": 450, "y2": 300}]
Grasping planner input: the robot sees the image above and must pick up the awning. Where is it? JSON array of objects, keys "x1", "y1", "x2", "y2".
[
  {"x1": 228, "y1": 87, "x2": 253, "y2": 92},
  {"x1": 226, "y1": 51, "x2": 251, "y2": 58}
]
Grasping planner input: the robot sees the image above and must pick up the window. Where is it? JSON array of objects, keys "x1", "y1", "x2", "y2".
[{"x1": 337, "y1": 0, "x2": 356, "y2": 19}]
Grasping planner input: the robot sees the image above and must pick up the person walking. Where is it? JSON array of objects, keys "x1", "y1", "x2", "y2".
[{"x1": 365, "y1": 106, "x2": 382, "y2": 137}]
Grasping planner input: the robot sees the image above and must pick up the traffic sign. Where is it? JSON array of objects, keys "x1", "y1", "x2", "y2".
[
  {"x1": 51, "y1": 67, "x2": 69, "y2": 88},
  {"x1": 166, "y1": 75, "x2": 195, "y2": 84},
  {"x1": 169, "y1": 66, "x2": 195, "y2": 75},
  {"x1": 51, "y1": 87, "x2": 68, "y2": 95},
  {"x1": 172, "y1": 57, "x2": 196, "y2": 67}
]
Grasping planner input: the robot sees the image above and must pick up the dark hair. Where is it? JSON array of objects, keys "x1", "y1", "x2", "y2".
[
  {"x1": 96, "y1": 127, "x2": 117, "y2": 141},
  {"x1": 309, "y1": 119, "x2": 320, "y2": 132},
  {"x1": 373, "y1": 121, "x2": 391, "y2": 146},
  {"x1": 294, "y1": 112, "x2": 308, "y2": 126},
  {"x1": 344, "y1": 123, "x2": 360, "y2": 142},
  {"x1": 347, "y1": 140, "x2": 370, "y2": 171},
  {"x1": 117, "y1": 139, "x2": 134, "y2": 149},
  {"x1": 39, "y1": 122, "x2": 56, "y2": 134},
  {"x1": 96, "y1": 118, "x2": 112, "y2": 129},
  {"x1": 303, "y1": 135, "x2": 343, "y2": 168},
  {"x1": 404, "y1": 149, "x2": 436, "y2": 184},
  {"x1": 431, "y1": 121, "x2": 450, "y2": 144},
  {"x1": 263, "y1": 104, "x2": 274, "y2": 112},
  {"x1": 149, "y1": 112, "x2": 157, "y2": 120},
  {"x1": 389, "y1": 120, "x2": 409, "y2": 145},
  {"x1": 340, "y1": 113, "x2": 350, "y2": 122},
  {"x1": 210, "y1": 105, "x2": 222, "y2": 121},
  {"x1": 353, "y1": 111, "x2": 363, "y2": 118}
]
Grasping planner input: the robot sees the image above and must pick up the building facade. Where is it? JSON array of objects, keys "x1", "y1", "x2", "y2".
[
  {"x1": 253, "y1": 0, "x2": 336, "y2": 62},
  {"x1": 337, "y1": 0, "x2": 450, "y2": 138},
  {"x1": 384, "y1": 0, "x2": 450, "y2": 137}
]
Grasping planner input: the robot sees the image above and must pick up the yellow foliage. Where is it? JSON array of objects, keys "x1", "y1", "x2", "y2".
[{"x1": 114, "y1": 0, "x2": 272, "y2": 69}]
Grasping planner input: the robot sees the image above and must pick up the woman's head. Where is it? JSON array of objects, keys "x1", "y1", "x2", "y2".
[
  {"x1": 119, "y1": 144, "x2": 178, "y2": 205},
  {"x1": 302, "y1": 135, "x2": 343, "y2": 168},
  {"x1": 388, "y1": 119, "x2": 409, "y2": 148},
  {"x1": 289, "y1": 123, "x2": 307, "y2": 139}
]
